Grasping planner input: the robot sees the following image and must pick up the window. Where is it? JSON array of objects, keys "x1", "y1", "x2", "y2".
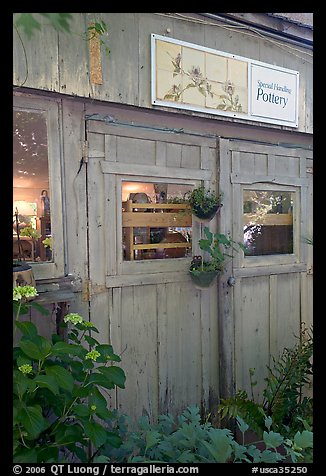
[
  {"x1": 13, "y1": 95, "x2": 64, "y2": 280},
  {"x1": 122, "y1": 181, "x2": 192, "y2": 261},
  {"x1": 243, "y1": 189, "x2": 294, "y2": 256},
  {"x1": 13, "y1": 110, "x2": 52, "y2": 263}
]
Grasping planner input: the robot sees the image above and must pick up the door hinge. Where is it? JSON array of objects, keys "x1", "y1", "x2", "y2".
[
  {"x1": 81, "y1": 140, "x2": 89, "y2": 163},
  {"x1": 82, "y1": 278, "x2": 107, "y2": 301}
]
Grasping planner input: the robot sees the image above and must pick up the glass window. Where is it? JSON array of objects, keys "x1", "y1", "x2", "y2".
[
  {"x1": 243, "y1": 190, "x2": 294, "y2": 256},
  {"x1": 122, "y1": 181, "x2": 192, "y2": 261},
  {"x1": 13, "y1": 110, "x2": 52, "y2": 263}
]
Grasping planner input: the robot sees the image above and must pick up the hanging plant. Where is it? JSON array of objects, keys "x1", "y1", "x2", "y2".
[
  {"x1": 186, "y1": 186, "x2": 223, "y2": 221},
  {"x1": 189, "y1": 227, "x2": 246, "y2": 289}
]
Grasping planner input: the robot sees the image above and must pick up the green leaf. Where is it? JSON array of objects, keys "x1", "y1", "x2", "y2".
[
  {"x1": 89, "y1": 388, "x2": 113, "y2": 420},
  {"x1": 201, "y1": 429, "x2": 233, "y2": 462},
  {"x1": 96, "y1": 344, "x2": 121, "y2": 362},
  {"x1": 73, "y1": 404, "x2": 90, "y2": 418},
  {"x1": 264, "y1": 416, "x2": 273, "y2": 431},
  {"x1": 86, "y1": 373, "x2": 115, "y2": 390},
  {"x1": 84, "y1": 420, "x2": 107, "y2": 447},
  {"x1": 33, "y1": 375, "x2": 59, "y2": 395},
  {"x1": 15, "y1": 13, "x2": 42, "y2": 38},
  {"x1": 35, "y1": 446, "x2": 59, "y2": 463},
  {"x1": 84, "y1": 335, "x2": 99, "y2": 347},
  {"x1": 13, "y1": 370, "x2": 30, "y2": 397},
  {"x1": 20, "y1": 335, "x2": 52, "y2": 360},
  {"x1": 293, "y1": 430, "x2": 313, "y2": 449},
  {"x1": 30, "y1": 301, "x2": 50, "y2": 315},
  {"x1": 13, "y1": 447, "x2": 38, "y2": 463},
  {"x1": 260, "y1": 449, "x2": 283, "y2": 463},
  {"x1": 18, "y1": 404, "x2": 48, "y2": 439},
  {"x1": 97, "y1": 366, "x2": 126, "y2": 388},
  {"x1": 38, "y1": 13, "x2": 72, "y2": 33},
  {"x1": 93, "y1": 455, "x2": 110, "y2": 463},
  {"x1": 72, "y1": 445, "x2": 88, "y2": 463},
  {"x1": 236, "y1": 416, "x2": 249, "y2": 434},
  {"x1": 52, "y1": 341, "x2": 86, "y2": 358},
  {"x1": 16, "y1": 354, "x2": 32, "y2": 368},
  {"x1": 69, "y1": 361, "x2": 85, "y2": 381},
  {"x1": 54, "y1": 423, "x2": 84, "y2": 445},
  {"x1": 15, "y1": 321, "x2": 38, "y2": 338},
  {"x1": 46, "y1": 365, "x2": 74, "y2": 392},
  {"x1": 145, "y1": 430, "x2": 161, "y2": 451},
  {"x1": 263, "y1": 430, "x2": 284, "y2": 449},
  {"x1": 106, "y1": 431, "x2": 122, "y2": 448}
]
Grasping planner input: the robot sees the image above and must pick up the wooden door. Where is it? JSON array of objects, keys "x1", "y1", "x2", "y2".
[
  {"x1": 218, "y1": 138, "x2": 313, "y2": 401},
  {"x1": 85, "y1": 119, "x2": 221, "y2": 421}
]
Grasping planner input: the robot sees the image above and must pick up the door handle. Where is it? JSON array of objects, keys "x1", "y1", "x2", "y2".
[{"x1": 227, "y1": 276, "x2": 236, "y2": 286}]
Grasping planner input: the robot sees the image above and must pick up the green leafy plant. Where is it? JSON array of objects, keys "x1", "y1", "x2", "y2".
[
  {"x1": 13, "y1": 286, "x2": 125, "y2": 463},
  {"x1": 189, "y1": 226, "x2": 246, "y2": 287},
  {"x1": 98, "y1": 405, "x2": 312, "y2": 463},
  {"x1": 14, "y1": 13, "x2": 73, "y2": 38},
  {"x1": 218, "y1": 326, "x2": 313, "y2": 454},
  {"x1": 186, "y1": 186, "x2": 223, "y2": 220},
  {"x1": 86, "y1": 20, "x2": 110, "y2": 56},
  {"x1": 20, "y1": 225, "x2": 41, "y2": 241},
  {"x1": 42, "y1": 237, "x2": 52, "y2": 251}
]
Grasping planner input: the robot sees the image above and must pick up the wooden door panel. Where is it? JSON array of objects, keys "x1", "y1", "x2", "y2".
[
  {"x1": 219, "y1": 138, "x2": 312, "y2": 401},
  {"x1": 86, "y1": 120, "x2": 219, "y2": 421}
]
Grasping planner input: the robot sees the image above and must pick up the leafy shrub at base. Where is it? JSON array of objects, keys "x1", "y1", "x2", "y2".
[{"x1": 13, "y1": 287, "x2": 126, "y2": 463}]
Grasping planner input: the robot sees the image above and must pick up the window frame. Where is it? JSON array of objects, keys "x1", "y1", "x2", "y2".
[
  {"x1": 240, "y1": 183, "x2": 300, "y2": 268},
  {"x1": 117, "y1": 175, "x2": 199, "y2": 276},
  {"x1": 13, "y1": 94, "x2": 65, "y2": 280}
]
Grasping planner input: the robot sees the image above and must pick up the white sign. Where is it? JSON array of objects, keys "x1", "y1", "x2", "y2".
[
  {"x1": 250, "y1": 63, "x2": 299, "y2": 126},
  {"x1": 151, "y1": 34, "x2": 300, "y2": 128}
]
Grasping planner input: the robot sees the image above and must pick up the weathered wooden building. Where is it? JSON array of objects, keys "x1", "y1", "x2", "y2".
[{"x1": 13, "y1": 13, "x2": 313, "y2": 421}]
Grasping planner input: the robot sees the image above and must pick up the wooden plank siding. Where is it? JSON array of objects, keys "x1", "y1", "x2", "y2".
[
  {"x1": 13, "y1": 13, "x2": 313, "y2": 134},
  {"x1": 85, "y1": 122, "x2": 220, "y2": 421},
  {"x1": 219, "y1": 138, "x2": 312, "y2": 403}
]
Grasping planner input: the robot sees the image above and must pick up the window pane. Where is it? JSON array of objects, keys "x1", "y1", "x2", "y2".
[
  {"x1": 122, "y1": 181, "x2": 192, "y2": 260},
  {"x1": 13, "y1": 110, "x2": 52, "y2": 262},
  {"x1": 243, "y1": 190, "x2": 293, "y2": 256}
]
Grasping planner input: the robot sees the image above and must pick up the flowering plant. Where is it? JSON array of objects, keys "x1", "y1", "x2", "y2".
[{"x1": 13, "y1": 286, "x2": 125, "y2": 463}]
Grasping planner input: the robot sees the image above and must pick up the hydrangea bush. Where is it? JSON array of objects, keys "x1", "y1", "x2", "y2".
[{"x1": 13, "y1": 286, "x2": 126, "y2": 463}]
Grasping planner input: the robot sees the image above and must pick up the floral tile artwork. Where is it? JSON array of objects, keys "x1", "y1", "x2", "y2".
[{"x1": 155, "y1": 39, "x2": 248, "y2": 114}]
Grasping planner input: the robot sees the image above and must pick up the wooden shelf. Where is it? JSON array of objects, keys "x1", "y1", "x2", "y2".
[
  {"x1": 243, "y1": 213, "x2": 293, "y2": 226},
  {"x1": 122, "y1": 200, "x2": 192, "y2": 260}
]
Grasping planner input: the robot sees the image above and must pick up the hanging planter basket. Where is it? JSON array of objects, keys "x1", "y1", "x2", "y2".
[
  {"x1": 192, "y1": 204, "x2": 222, "y2": 222},
  {"x1": 189, "y1": 269, "x2": 219, "y2": 288},
  {"x1": 13, "y1": 261, "x2": 36, "y2": 289}
]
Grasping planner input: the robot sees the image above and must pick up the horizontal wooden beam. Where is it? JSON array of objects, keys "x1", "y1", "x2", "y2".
[
  {"x1": 123, "y1": 202, "x2": 190, "y2": 210},
  {"x1": 231, "y1": 173, "x2": 308, "y2": 187},
  {"x1": 106, "y1": 271, "x2": 192, "y2": 288},
  {"x1": 233, "y1": 263, "x2": 306, "y2": 277},
  {"x1": 101, "y1": 161, "x2": 212, "y2": 180},
  {"x1": 243, "y1": 213, "x2": 292, "y2": 226},
  {"x1": 122, "y1": 212, "x2": 192, "y2": 227},
  {"x1": 133, "y1": 242, "x2": 191, "y2": 250}
]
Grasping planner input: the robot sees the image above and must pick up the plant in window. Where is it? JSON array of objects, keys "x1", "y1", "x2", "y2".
[
  {"x1": 186, "y1": 186, "x2": 223, "y2": 221},
  {"x1": 189, "y1": 227, "x2": 246, "y2": 288},
  {"x1": 19, "y1": 225, "x2": 41, "y2": 241},
  {"x1": 13, "y1": 209, "x2": 36, "y2": 287}
]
